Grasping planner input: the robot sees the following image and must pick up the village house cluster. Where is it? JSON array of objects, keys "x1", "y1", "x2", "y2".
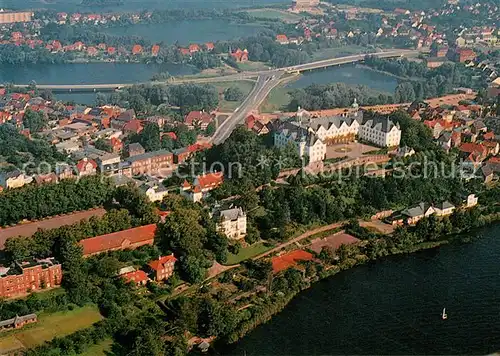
[
  {"x1": 417, "y1": 103, "x2": 500, "y2": 182},
  {"x1": 0, "y1": 90, "x2": 218, "y2": 198},
  {"x1": 275, "y1": 1, "x2": 498, "y2": 72}
]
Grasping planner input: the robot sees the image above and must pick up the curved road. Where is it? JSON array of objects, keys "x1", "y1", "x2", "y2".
[
  {"x1": 211, "y1": 73, "x2": 284, "y2": 144},
  {"x1": 210, "y1": 49, "x2": 418, "y2": 144}
]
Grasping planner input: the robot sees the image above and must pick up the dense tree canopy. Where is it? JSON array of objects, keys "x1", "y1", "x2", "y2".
[{"x1": 0, "y1": 176, "x2": 113, "y2": 227}]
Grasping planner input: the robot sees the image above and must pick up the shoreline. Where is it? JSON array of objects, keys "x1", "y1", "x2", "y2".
[
  {"x1": 216, "y1": 216, "x2": 500, "y2": 349},
  {"x1": 356, "y1": 63, "x2": 427, "y2": 82}
]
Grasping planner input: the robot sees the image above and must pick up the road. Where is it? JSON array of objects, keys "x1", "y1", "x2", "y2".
[{"x1": 211, "y1": 72, "x2": 284, "y2": 144}]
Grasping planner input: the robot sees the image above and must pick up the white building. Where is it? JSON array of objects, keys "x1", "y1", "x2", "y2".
[
  {"x1": 214, "y1": 207, "x2": 247, "y2": 240},
  {"x1": 433, "y1": 201, "x2": 456, "y2": 216},
  {"x1": 273, "y1": 121, "x2": 327, "y2": 163},
  {"x1": 273, "y1": 110, "x2": 401, "y2": 162},
  {"x1": 140, "y1": 183, "x2": 169, "y2": 202},
  {"x1": 358, "y1": 117, "x2": 402, "y2": 147},
  {"x1": 464, "y1": 193, "x2": 478, "y2": 208}
]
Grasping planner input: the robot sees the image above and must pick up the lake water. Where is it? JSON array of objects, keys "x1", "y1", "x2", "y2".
[
  {"x1": 4, "y1": 0, "x2": 286, "y2": 12},
  {"x1": 223, "y1": 224, "x2": 500, "y2": 355},
  {"x1": 288, "y1": 64, "x2": 399, "y2": 93},
  {"x1": 103, "y1": 20, "x2": 268, "y2": 45},
  {"x1": 0, "y1": 62, "x2": 197, "y2": 105}
]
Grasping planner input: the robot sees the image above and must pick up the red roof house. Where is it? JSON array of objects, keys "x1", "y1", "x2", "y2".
[
  {"x1": 75, "y1": 158, "x2": 97, "y2": 177},
  {"x1": 132, "y1": 44, "x2": 143, "y2": 55},
  {"x1": 151, "y1": 44, "x2": 160, "y2": 56},
  {"x1": 454, "y1": 48, "x2": 476, "y2": 63},
  {"x1": 107, "y1": 47, "x2": 116, "y2": 55},
  {"x1": 122, "y1": 119, "x2": 143, "y2": 134},
  {"x1": 195, "y1": 172, "x2": 223, "y2": 190},
  {"x1": 205, "y1": 42, "x2": 215, "y2": 51},
  {"x1": 179, "y1": 48, "x2": 190, "y2": 56},
  {"x1": 148, "y1": 254, "x2": 177, "y2": 281},
  {"x1": 87, "y1": 46, "x2": 98, "y2": 56},
  {"x1": 164, "y1": 132, "x2": 177, "y2": 140},
  {"x1": 189, "y1": 44, "x2": 200, "y2": 53},
  {"x1": 109, "y1": 137, "x2": 123, "y2": 153},
  {"x1": 230, "y1": 48, "x2": 249, "y2": 62},
  {"x1": 80, "y1": 224, "x2": 156, "y2": 257},
  {"x1": 184, "y1": 111, "x2": 213, "y2": 130},
  {"x1": 276, "y1": 34, "x2": 289, "y2": 44},
  {"x1": 483, "y1": 131, "x2": 495, "y2": 141},
  {"x1": 121, "y1": 270, "x2": 149, "y2": 286}
]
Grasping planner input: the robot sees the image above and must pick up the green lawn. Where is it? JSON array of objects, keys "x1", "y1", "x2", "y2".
[
  {"x1": 311, "y1": 45, "x2": 370, "y2": 61},
  {"x1": 0, "y1": 305, "x2": 102, "y2": 353},
  {"x1": 260, "y1": 84, "x2": 292, "y2": 113},
  {"x1": 79, "y1": 338, "x2": 114, "y2": 356},
  {"x1": 244, "y1": 8, "x2": 303, "y2": 23},
  {"x1": 225, "y1": 242, "x2": 273, "y2": 265},
  {"x1": 237, "y1": 61, "x2": 271, "y2": 72},
  {"x1": 211, "y1": 80, "x2": 256, "y2": 111}
]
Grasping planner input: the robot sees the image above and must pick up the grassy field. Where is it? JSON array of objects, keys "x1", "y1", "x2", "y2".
[
  {"x1": 0, "y1": 305, "x2": 102, "y2": 353},
  {"x1": 311, "y1": 45, "x2": 369, "y2": 61},
  {"x1": 259, "y1": 84, "x2": 292, "y2": 113},
  {"x1": 237, "y1": 61, "x2": 271, "y2": 72},
  {"x1": 79, "y1": 338, "x2": 113, "y2": 356},
  {"x1": 244, "y1": 9, "x2": 303, "y2": 23},
  {"x1": 211, "y1": 80, "x2": 255, "y2": 111},
  {"x1": 225, "y1": 242, "x2": 273, "y2": 265}
]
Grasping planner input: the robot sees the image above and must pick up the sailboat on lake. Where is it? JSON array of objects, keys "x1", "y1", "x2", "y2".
[{"x1": 442, "y1": 308, "x2": 448, "y2": 320}]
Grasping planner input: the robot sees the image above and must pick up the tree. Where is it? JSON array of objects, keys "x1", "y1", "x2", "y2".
[
  {"x1": 205, "y1": 121, "x2": 216, "y2": 136},
  {"x1": 129, "y1": 329, "x2": 166, "y2": 356},
  {"x1": 94, "y1": 138, "x2": 113, "y2": 153},
  {"x1": 135, "y1": 122, "x2": 161, "y2": 152},
  {"x1": 223, "y1": 86, "x2": 244, "y2": 101},
  {"x1": 23, "y1": 109, "x2": 47, "y2": 133},
  {"x1": 112, "y1": 184, "x2": 157, "y2": 225}
]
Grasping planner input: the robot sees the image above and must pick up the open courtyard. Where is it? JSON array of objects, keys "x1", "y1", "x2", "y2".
[{"x1": 325, "y1": 142, "x2": 381, "y2": 160}]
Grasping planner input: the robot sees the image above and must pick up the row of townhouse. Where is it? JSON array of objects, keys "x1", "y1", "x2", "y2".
[{"x1": 389, "y1": 194, "x2": 478, "y2": 226}]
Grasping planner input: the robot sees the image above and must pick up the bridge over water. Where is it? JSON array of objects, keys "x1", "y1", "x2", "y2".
[{"x1": 6, "y1": 50, "x2": 418, "y2": 93}]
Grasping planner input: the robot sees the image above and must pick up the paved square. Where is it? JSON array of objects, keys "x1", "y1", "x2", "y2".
[{"x1": 325, "y1": 142, "x2": 380, "y2": 160}]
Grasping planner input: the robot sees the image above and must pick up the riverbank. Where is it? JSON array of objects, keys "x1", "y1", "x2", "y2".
[
  {"x1": 221, "y1": 222, "x2": 500, "y2": 355},
  {"x1": 213, "y1": 210, "x2": 500, "y2": 351}
]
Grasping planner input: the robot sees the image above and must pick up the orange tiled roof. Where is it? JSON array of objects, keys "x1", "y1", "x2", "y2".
[
  {"x1": 148, "y1": 254, "x2": 177, "y2": 271},
  {"x1": 76, "y1": 158, "x2": 97, "y2": 173},
  {"x1": 80, "y1": 224, "x2": 156, "y2": 256},
  {"x1": 122, "y1": 270, "x2": 149, "y2": 284},
  {"x1": 197, "y1": 172, "x2": 223, "y2": 190}
]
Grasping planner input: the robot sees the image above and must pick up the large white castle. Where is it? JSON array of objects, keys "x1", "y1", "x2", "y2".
[{"x1": 274, "y1": 105, "x2": 402, "y2": 163}]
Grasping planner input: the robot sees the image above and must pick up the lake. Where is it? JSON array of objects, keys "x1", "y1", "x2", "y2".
[
  {"x1": 4, "y1": 0, "x2": 287, "y2": 12},
  {"x1": 288, "y1": 64, "x2": 399, "y2": 93},
  {"x1": 223, "y1": 224, "x2": 500, "y2": 355},
  {"x1": 0, "y1": 62, "x2": 197, "y2": 105},
  {"x1": 103, "y1": 20, "x2": 268, "y2": 45}
]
